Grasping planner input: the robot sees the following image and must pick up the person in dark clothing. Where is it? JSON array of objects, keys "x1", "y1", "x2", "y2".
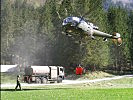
[{"x1": 15, "y1": 75, "x2": 22, "y2": 90}]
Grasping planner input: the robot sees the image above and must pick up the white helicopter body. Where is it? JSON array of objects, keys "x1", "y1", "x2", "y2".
[{"x1": 62, "y1": 16, "x2": 122, "y2": 45}]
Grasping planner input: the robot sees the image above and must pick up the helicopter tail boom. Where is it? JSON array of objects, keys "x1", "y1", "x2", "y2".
[
  {"x1": 93, "y1": 30, "x2": 122, "y2": 46},
  {"x1": 93, "y1": 29, "x2": 121, "y2": 39}
]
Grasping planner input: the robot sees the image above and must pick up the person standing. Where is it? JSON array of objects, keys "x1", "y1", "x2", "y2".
[{"x1": 15, "y1": 75, "x2": 22, "y2": 90}]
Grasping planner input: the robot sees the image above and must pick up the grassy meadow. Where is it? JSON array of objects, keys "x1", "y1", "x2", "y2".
[
  {"x1": 1, "y1": 72, "x2": 133, "y2": 100},
  {"x1": 1, "y1": 72, "x2": 17, "y2": 84},
  {"x1": 1, "y1": 87, "x2": 133, "y2": 100}
]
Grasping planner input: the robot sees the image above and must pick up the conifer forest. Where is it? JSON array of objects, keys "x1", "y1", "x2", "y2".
[{"x1": 1, "y1": 0, "x2": 133, "y2": 73}]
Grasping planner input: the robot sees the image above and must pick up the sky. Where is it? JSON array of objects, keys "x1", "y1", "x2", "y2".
[{"x1": 112, "y1": 0, "x2": 133, "y2": 4}]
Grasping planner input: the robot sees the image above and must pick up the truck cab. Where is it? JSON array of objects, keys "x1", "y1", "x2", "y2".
[
  {"x1": 58, "y1": 66, "x2": 65, "y2": 82},
  {"x1": 49, "y1": 66, "x2": 64, "y2": 83}
]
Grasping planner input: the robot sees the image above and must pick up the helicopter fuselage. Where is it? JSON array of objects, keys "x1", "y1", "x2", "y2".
[
  {"x1": 62, "y1": 16, "x2": 122, "y2": 46},
  {"x1": 62, "y1": 17, "x2": 99, "y2": 39},
  {"x1": 62, "y1": 17, "x2": 120, "y2": 39}
]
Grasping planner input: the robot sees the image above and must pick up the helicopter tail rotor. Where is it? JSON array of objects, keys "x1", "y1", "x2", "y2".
[
  {"x1": 117, "y1": 37, "x2": 122, "y2": 46},
  {"x1": 112, "y1": 33, "x2": 122, "y2": 46}
]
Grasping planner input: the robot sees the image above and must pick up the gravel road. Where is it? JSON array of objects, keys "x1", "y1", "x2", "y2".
[{"x1": 1, "y1": 75, "x2": 133, "y2": 88}]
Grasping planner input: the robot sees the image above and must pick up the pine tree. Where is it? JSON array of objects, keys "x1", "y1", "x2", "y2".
[
  {"x1": 1, "y1": 0, "x2": 15, "y2": 64},
  {"x1": 107, "y1": 6, "x2": 129, "y2": 72},
  {"x1": 128, "y1": 11, "x2": 133, "y2": 67}
]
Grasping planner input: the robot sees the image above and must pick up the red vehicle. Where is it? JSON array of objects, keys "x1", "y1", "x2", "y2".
[{"x1": 76, "y1": 66, "x2": 83, "y2": 75}]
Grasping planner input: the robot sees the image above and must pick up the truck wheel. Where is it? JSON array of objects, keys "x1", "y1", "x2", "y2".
[
  {"x1": 57, "y1": 77, "x2": 62, "y2": 83},
  {"x1": 35, "y1": 78, "x2": 41, "y2": 84},
  {"x1": 28, "y1": 78, "x2": 31, "y2": 84},
  {"x1": 41, "y1": 78, "x2": 47, "y2": 84}
]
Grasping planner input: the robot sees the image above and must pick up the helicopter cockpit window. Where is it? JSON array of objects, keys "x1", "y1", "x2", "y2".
[
  {"x1": 67, "y1": 17, "x2": 73, "y2": 22},
  {"x1": 63, "y1": 17, "x2": 73, "y2": 24}
]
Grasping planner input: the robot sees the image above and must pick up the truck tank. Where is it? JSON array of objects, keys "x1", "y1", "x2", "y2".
[{"x1": 25, "y1": 66, "x2": 50, "y2": 76}]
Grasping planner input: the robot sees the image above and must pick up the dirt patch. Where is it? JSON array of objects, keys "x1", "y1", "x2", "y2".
[{"x1": 65, "y1": 71, "x2": 113, "y2": 80}]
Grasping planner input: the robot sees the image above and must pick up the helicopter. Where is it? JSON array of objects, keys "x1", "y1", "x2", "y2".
[{"x1": 62, "y1": 16, "x2": 122, "y2": 46}]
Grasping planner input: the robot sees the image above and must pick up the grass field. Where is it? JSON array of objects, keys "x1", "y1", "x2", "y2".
[
  {"x1": 66, "y1": 71, "x2": 113, "y2": 80},
  {"x1": 1, "y1": 87, "x2": 133, "y2": 100},
  {"x1": 1, "y1": 72, "x2": 17, "y2": 84},
  {"x1": 1, "y1": 71, "x2": 112, "y2": 84},
  {"x1": 1, "y1": 77, "x2": 133, "y2": 100},
  {"x1": 1, "y1": 72, "x2": 133, "y2": 100}
]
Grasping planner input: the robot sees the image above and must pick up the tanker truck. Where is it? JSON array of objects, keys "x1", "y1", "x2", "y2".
[{"x1": 23, "y1": 66, "x2": 64, "y2": 84}]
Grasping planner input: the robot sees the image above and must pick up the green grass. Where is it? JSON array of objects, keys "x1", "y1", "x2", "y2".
[
  {"x1": 1, "y1": 71, "x2": 113, "y2": 84},
  {"x1": 1, "y1": 72, "x2": 17, "y2": 84},
  {"x1": 108, "y1": 77, "x2": 133, "y2": 84},
  {"x1": 1, "y1": 88, "x2": 133, "y2": 100},
  {"x1": 1, "y1": 72, "x2": 25, "y2": 84},
  {"x1": 66, "y1": 71, "x2": 113, "y2": 80},
  {"x1": 1, "y1": 75, "x2": 133, "y2": 100},
  {"x1": 81, "y1": 77, "x2": 133, "y2": 88},
  {"x1": 81, "y1": 71, "x2": 113, "y2": 80}
]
